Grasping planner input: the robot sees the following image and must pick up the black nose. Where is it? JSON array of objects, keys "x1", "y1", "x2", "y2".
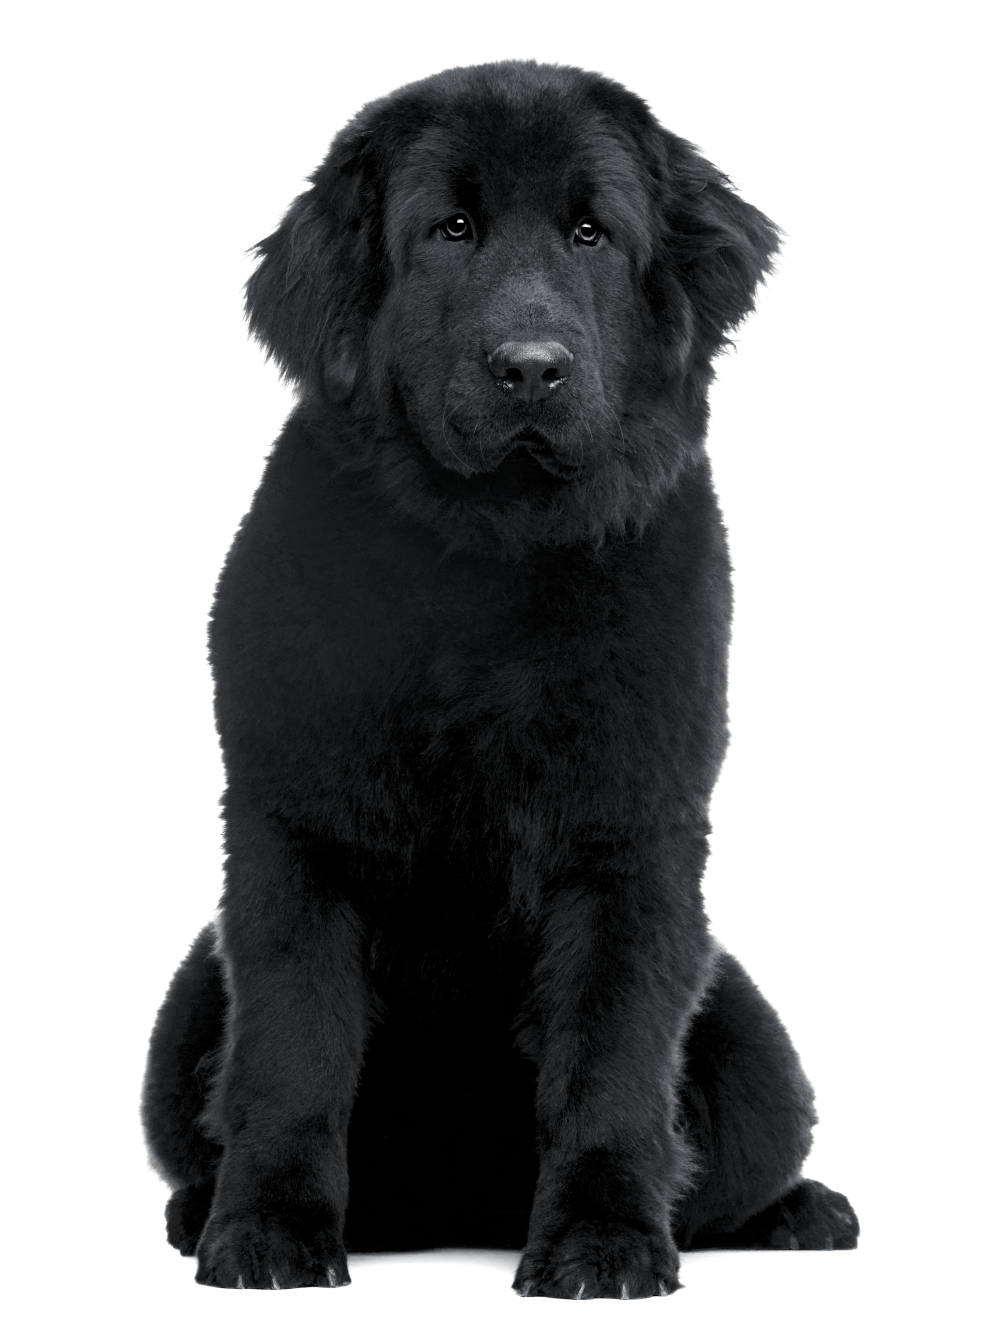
[{"x1": 487, "y1": 340, "x2": 574, "y2": 403}]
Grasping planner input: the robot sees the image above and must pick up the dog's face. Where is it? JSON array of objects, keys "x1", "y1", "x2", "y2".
[
  {"x1": 375, "y1": 110, "x2": 658, "y2": 484},
  {"x1": 246, "y1": 63, "x2": 779, "y2": 555}
]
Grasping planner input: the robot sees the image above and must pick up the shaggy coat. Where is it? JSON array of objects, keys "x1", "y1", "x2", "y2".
[{"x1": 142, "y1": 61, "x2": 858, "y2": 1298}]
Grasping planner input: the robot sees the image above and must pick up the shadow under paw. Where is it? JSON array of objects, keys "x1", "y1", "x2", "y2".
[{"x1": 514, "y1": 1220, "x2": 680, "y2": 1299}]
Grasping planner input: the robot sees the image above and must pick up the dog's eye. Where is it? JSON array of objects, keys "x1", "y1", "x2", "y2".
[
  {"x1": 438, "y1": 214, "x2": 472, "y2": 242},
  {"x1": 573, "y1": 218, "x2": 603, "y2": 246}
]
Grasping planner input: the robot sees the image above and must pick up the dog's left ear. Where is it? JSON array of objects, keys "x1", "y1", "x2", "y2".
[
  {"x1": 244, "y1": 129, "x2": 386, "y2": 401},
  {"x1": 655, "y1": 131, "x2": 782, "y2": 360}
]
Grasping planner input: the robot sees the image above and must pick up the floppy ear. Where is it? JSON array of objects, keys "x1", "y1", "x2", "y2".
[
  {"x1": 656, "y1": 132, "x2": 781, "y2": 360},
  {"x1": 244, "y1": 132, "x2": 386, "y2": 401}
]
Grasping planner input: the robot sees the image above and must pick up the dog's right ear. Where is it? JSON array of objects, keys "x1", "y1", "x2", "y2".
[{"x1": 245, "y1": 132, "x2": 385, "y2": 401}]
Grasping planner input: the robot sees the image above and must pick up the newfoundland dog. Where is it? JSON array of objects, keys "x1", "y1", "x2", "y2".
[{"x1": 142, "y1": 60, "x2": 858, "y2": 1298}]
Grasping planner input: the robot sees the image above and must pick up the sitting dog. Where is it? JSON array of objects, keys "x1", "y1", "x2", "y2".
[{"x1": 142, "y1": 60, "x2": 858, "y2": 1298}]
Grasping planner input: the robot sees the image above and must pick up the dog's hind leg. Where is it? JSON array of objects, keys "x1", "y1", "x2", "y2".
[
  {"x1": 142, "y1": 924, "x2": 226, "y2": 1254},
  {"x1": 673, "y1": 951, "x2": 858, "y2": 1251}
]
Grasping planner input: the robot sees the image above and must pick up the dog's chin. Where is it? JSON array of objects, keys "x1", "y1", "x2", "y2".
[
  {"x1": 463, "y1": 444, "x2": 574, "y2": 502},
  {"x1": 466, "y1": 431, "x2": 585, "y2": 502}
]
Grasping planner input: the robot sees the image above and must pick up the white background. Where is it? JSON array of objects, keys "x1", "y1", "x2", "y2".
[{"x1": 3, "y1": 1, "x2": 998, "y2": 1316}]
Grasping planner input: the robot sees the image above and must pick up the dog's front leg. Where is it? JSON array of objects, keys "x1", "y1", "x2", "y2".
[
  {"x1": 194, "y1": 812, "x2": 369, "y2": 1290},
  {"x1": 514, "y1": 838, "x2": 713, "y2": 1300}
]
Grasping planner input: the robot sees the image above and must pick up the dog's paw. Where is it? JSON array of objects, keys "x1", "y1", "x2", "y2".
[
  {"x1": 195, "y1": 1211, "x2": 349, "y2": 1289},
  {"x1": 513, "y1": 1220, "x2": 680, "y2": 1299},
  {"x1": 764, "y1": 1179, "x2": 859, "y2": 1252}
]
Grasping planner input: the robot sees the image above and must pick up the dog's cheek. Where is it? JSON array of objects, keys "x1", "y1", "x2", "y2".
[
  {"x1": 385, "y1": 273, "x2": 466, "y2": 426},
  {"x1": 657, "y1": 272, "x2": 697, "y2": 373},
  {"x1": 323, "y1": 338, "x2": 359, "y2": 403},
  {"x1": 572, "y1": 246, "x2": 640, "y2": 402}
]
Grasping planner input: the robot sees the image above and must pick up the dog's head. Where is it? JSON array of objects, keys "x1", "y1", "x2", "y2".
[{"x1": 246, "y1": 62, "x2": 779, "y2": 555}]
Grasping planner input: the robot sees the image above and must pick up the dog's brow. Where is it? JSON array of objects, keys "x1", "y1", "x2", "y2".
[
  {"x1": 574, "y1": 129, "x2": 655, "y2": 264},
  {"x1": 384, "y1": 138, "x2": 468, "y2": 265},
  {"x1": 384, "y1": 127, "x2": 654, "y2": 266}
]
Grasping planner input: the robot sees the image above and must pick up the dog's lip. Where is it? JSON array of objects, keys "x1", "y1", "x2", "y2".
[
  {"x1": 438, "y1": 421, "x2": 583, "y2": 480},
  {"x1": 508, "y1": 428, "x2": 582, "y2": 479}
]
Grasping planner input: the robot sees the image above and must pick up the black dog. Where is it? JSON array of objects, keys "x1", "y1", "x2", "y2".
[{"x1": 142, "y1": 61, "x2": 858, "y2": 1298}]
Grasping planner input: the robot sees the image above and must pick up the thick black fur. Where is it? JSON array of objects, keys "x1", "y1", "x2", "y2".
[{"x1": 142, "y1": 61, "x2": 858, "y2": 1297}]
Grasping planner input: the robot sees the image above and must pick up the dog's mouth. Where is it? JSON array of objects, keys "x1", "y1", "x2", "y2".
[
  {"x1": 423, "y1": 421, "x2": 585, "y2": 499},
  {"x1": 506, "y1": 428, "x2": 582, "y2": 480},
  {"x1": 427, "y1": 426, "x2": 583, "y2": 504}
]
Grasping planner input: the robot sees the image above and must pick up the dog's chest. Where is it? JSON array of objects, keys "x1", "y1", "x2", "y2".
[{"x1": 212, "y1": 458, "x2": 730, "y2": 848}]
